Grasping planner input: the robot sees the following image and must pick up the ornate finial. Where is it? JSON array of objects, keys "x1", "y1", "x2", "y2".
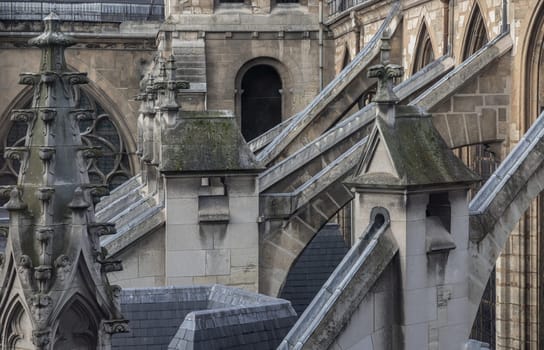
[
  {"x1": 28, "y1": 12, "x2": 75, "y2": 72},
  {"x1": 367, "y1": 31, "x2": 403, "y2": 104}
]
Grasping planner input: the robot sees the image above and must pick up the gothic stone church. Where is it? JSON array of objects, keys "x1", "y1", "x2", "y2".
[{"x1": 0, "y1": 0, "x2": 543, "y2": 349}]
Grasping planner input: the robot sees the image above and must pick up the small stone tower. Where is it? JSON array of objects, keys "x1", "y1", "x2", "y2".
[
  {"x1": 0, "y1": 14, "x2": 127, "y2": 349},
  {"x1": 346, "y1": 35, "x2": 480, "y2": 349}
]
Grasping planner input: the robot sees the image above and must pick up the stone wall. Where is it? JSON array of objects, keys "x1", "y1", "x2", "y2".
[
  {"x1": 110, "y1": 228, "x2": 166, "y2": 288},
  {"x1": 164, "y1": 176, "x2": 260, "y2": 291},
  {"x1": 402, "y1": 0, "x2": 446, "y2": 75},
  {"x1": 166, "y1": 0, "x2": 322, "y2": 17},
  {"x1": 430, "y1": 54, "x2": 511, "y2": 150},
  {"x1": 327, "y1": 0, "x2": 393, "y2": 75}
]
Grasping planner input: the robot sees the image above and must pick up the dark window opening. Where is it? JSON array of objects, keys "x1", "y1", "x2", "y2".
[
  {"x1": 413, "y1": 22, "x2": 435, "y2": 74},
  {"x1": 277, "y1": 0, "x2": 299, "y2": 3},
  {"x1": 342, "y1": 47, "x2": 350, "y2": 70},
  {"x1": 241, "y1": 65, "x2": 282, "y2": 141},
  {"x1": 463, "y1": 4, "x2": 489, "y2": 60},
  {"x1": 426, "y1": 192, "x2": 451, "y2": 232}
]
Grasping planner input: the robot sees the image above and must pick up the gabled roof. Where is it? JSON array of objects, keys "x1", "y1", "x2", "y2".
[{"x1": 346, "y1": 105, "x2": 480, "y2": 190}]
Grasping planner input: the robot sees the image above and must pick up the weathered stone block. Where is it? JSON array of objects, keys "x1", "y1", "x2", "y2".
[
  {"x1": 452, "y1": 96, "x2": 483, "y2": 112},
  {"x1": 166, "y1": 250, "x2": 206, "y2": 277},
  {"x1": 167, "y1": 198, "x2": 198, "y2": 224},
  {"x1": 479, "y1": 75, "x2": 506, "y2": 94},
  {"x1": 481, "y1": 108, "x2": 498, "y2": 142},
  {"x1": 484, "y1": 94, "x2": 509, "y2": 106},
  {"x1": 167, "y1": 224, "x2": 214, "y2": 250},
  {"x1": 464, "y1": 113, "x2": 481, "y2": 145},
  {"x1": 215, "y1": 223, "x2": 259, "y2": 249},
  {"x1": 205, "y1": 249, "x2": 231, "y2": 276},
  {"x1": 432, "y1": 114, "x2": 452, "y2": 146},
  {"x1": 445, "y1": 113, "x2": 468, "y2": 146}
]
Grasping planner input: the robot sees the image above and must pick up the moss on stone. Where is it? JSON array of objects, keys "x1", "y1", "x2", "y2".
[
  {"x1": 160, "y1": 110, "x2": 261, "y2": 173},
  {"x1": 347, "y1": 105, "x2": 480, "y2": 189}
]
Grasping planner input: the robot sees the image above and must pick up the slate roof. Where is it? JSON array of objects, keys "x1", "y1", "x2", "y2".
[
  {"x1": 279, "y1": 223, "x2": 349, "y2": 316},
  {"x1": 112, "y1": 285, "x2": 297, "y2": 350},
  {"x1": 0, "y1": 1, "x2": 164, "y2": 22}
]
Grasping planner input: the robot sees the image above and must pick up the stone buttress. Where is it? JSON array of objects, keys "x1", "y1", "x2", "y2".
[
  {"x1": 0, "y1": 13, "x2": 127, "y2": 350},
  {"x1": 345, "y1": 35, "x2": 480, "y2": 349}
]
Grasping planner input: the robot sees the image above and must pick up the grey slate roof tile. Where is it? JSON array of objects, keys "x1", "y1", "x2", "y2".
[
  {"x1": 112, "y1": 285, "x2": 296, "y2": 350},
  {"x1": 279, "y1": 223, "x2": 349, "y2": 316}
]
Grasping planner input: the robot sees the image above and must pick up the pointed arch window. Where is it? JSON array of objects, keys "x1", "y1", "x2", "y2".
[
  {"x1": 1, "y1": 90, "x2": 132, "y2": 191},
  {"x1": 463, "y1": 3, "x2": 489, "y2": 60},
  {"x1": 342, "y1": 45, "x2": 351, "y2": 71},
  {"x1": 412, "y1": 22, "x2": 435, "y2": 74}
]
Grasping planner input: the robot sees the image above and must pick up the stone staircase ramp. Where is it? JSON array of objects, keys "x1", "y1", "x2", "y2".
[
  {"x1": 102, "y1": 204, "x2": 164, "y2": 257},
  {"x1": 95, "y1": 181, "x2": 146, "y2": 223},
  {"x1": 278, "y1": 211, "x2": 398, "y2": 350},
  {"x1": 255, "y1": 2, "x2": 402, "y2": 166},
  {"x1": 468, "y1": 109, "x2": 544, "y2": 334},
  {"x1": 101, "y1": 195, "x2": 157, "y2": 233},
  {"x1": 95, "y1": 174, "x2": 142, "y2": 212},
  {"x1": 249, "y1": 113, "x2": 297, "y2": 154},
  {"x1": 259, "y1": 55, "x2": 454, "y2": 194}
]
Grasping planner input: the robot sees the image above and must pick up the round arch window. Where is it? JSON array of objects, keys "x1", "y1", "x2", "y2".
[{"x1": 241, "y1": 64, "x2": 282, "y2": 141}]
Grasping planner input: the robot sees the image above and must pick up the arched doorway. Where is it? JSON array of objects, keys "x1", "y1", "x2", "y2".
[{"x1": 240, "y1": 65, "x2": 282, "y2": 141}]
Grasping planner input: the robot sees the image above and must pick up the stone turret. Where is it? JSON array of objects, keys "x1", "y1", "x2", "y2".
[
  {"x1": 345, "y1": 34, "x2": 480, "y2": 349},
  {"x1": 0, "y1": 13, "x2": 127, "y2": 349}
]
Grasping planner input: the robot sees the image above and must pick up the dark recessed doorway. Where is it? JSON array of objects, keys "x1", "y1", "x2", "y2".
[{"x1": 241, "y1": 65, "x2": 282, "y2": 141}]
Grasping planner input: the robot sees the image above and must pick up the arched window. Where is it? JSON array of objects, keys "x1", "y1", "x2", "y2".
[
  {"x1": 342, "y1": 46, "x2": 351, "y2": 70},
  {"x1": 463, "y1": 3, "x2": 489, "y2": 60},
  {"x1": 241, "y1": 65, "x2": 282, "y2": 141},
  {"x1": 412, "y1": 21, "x2": 435, "y2": 74},
  {"x1": 1, "y1": 90, "x2": 132, "y2": 191},
  {"x1": 53, "y1": 300, "x2": 98, "y2": 350}
]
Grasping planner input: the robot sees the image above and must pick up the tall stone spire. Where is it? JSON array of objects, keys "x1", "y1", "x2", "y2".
[{"x1": 0, "y1": 13, "x2": 127, "y2": 350}]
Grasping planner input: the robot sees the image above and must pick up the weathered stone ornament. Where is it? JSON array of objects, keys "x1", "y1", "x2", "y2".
[
  {"x1": 0, "y1": 13, "x2": 128, "y2": 349},
  {"x1": 367, "y1": 31, "x2": 403, "y2": 104}
]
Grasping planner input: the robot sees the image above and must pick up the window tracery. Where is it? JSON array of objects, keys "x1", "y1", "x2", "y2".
[
  {"x1": 412, "y1": 21, "x2": 435, "y2": 74},
  {"x1": 0, "y1": 90, "x2": 132, "y2": 191},
  {"x1": 462, "y1": 3, "x2": 489, "y2": 60}
]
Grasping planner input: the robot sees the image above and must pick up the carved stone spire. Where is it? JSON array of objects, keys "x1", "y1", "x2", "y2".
[{"x1": 0, "y1": 13, "x2": 127, "y2": 350}]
